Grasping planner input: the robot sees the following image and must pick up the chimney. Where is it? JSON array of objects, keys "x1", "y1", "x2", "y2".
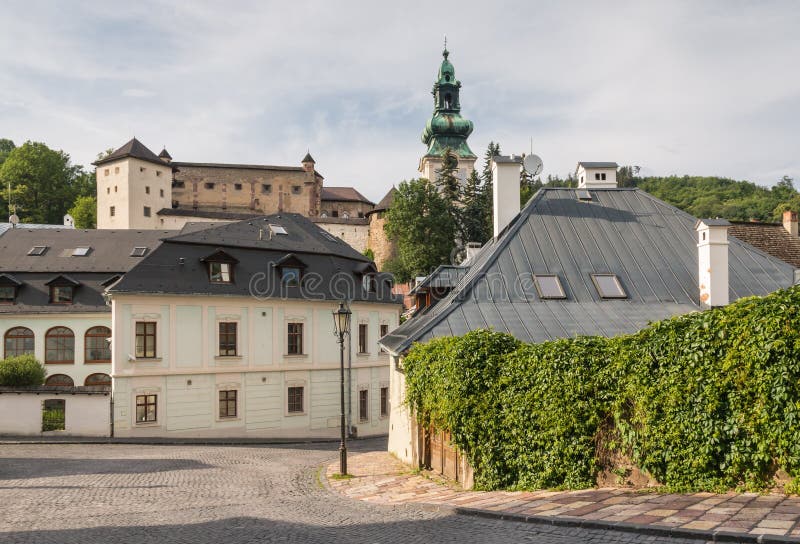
[
  {"x1": 576, "y1": 162, "x2": 618, "y2": 189},
  {"x1": 695, "y1": 219, "x2": 731, "y2": 309},
  {"x1": 783, "y1": 210, "x2": 798, "y2": 237},
  {"x1": 491, "y1": 155, "x2": 522, "y2": 238},
  {"x1": 464, "y1": 242, "x2": 482, "y2": 264}
]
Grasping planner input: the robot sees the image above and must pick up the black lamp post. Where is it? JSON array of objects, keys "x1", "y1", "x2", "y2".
[{"x1": 332, "y1": 301, "x2": 352, "y2": 475}]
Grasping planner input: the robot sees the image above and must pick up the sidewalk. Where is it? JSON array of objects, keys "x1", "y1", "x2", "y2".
[{"x1": 326, "y1": 451, "x2": 800, "y2": 542}]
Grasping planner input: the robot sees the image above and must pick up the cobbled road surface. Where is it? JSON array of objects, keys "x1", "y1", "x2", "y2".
[{"x1": 0, "y1": 438, "x2": 707, "y2": 543}]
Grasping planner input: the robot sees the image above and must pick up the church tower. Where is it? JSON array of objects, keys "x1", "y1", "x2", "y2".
[{"x1": 419, "y1": 47, "x2": 477, "y2": 182}]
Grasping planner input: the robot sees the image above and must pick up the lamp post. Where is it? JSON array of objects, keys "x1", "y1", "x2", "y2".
[{"x1": 332, "y1": 301, "x2": 352, "y2": 475}]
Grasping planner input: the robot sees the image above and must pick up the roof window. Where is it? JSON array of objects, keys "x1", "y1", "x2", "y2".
[
  {"x1": 28, "y1": 246, "x2": 48, "y2": 256},
  {"x1": 533, "y1": 275, "x2": 567, "y2": 299},
  {"x1": 131, "y1": 247, "x2": 149, "y2": 257},
  {"x1": 591, "y1": 274, "x2": 627, "y2": 299},
  {"x1": 72, "y1": 247, "x2": 91, "y2": 257},
  {"x1": 269, "y1": 224, "x2": 288, "y2": 235}
]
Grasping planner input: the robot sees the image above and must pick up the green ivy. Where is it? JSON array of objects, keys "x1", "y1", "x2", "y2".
[{"x1": 403, "y1": 286, "x2": 800, "y2": 493}]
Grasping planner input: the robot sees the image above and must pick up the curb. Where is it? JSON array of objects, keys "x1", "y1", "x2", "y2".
[
  {"x1": 0, "y1": 434, "x2": 387, "y2": 446},
  {"x1": 416, "y1": 503, "x2": 800, "y2": 543}
]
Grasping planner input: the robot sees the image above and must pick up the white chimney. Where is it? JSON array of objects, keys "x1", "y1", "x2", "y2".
[
  {"x1": 491, "y1": 155, "x2": 522, "y2": 238},
  {"x1": 696, "y1": 219, "x2": 731, "y2": 309},
  {"x1": 463, "y1": 242, "x2": 482, "y2": 265},
  {"x1": 783, "y1": 210, "x2": 798, "y2": 237}
]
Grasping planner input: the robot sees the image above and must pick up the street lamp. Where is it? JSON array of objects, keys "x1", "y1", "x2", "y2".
[{"x1": 332, "y1": 301, "x2": 352, "y2": 475}]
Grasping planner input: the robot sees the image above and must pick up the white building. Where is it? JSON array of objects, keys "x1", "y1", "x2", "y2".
[{"x1": 107, "y1": 214, "x2": 400, "y2": 438}]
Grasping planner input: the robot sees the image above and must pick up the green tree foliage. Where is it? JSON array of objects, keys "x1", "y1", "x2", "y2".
[
  {"x1": 383, "y1": 178, "x2": 457, "y2": 282},
  {"x1": 68, "y1": 195, "x2": 97, "y2": 228},
  {"x1": 0, "y1": 355, "x2": 46, "y2": 386},
  {"x1": 404, "y1": 285, "x2": 800, "y2": 493},
  {"x1": 0, "y1": 141, "x2": 95, "y2": 224},
  {"x1": 461, "y1": 170, "x2": 491, "y2": 244},
  {"x1": 0, "y1": 138, "x2": 15, "y2": 167}
]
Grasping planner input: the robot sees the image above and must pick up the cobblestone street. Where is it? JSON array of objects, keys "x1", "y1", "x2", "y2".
[{"x1": 0, "y1": 439, "x2": 710, "y2": 543}]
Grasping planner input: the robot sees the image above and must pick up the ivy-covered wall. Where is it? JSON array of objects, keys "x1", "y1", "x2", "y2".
[{"x1": 403, "y1": 286, "x2": 800, "y2": 493}]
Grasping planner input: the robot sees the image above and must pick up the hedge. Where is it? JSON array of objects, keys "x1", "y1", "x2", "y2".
[
  {"x1": 0, "y1": 355, "x2": 47, "y2": 386},
  {"x1": 403, "y1": 285, "x2": 800, "y2": 493}
]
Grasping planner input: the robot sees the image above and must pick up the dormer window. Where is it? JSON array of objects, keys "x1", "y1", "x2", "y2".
[
  {"x1": 274, "y1": 253, "x2": 307, "y2": 287},
  {"x1": 362, "y1": 274, "x2": 376, "y2": 293},
  {"x1": 0, "y1": 274, "x2": 22, "y2": 304},
  {"x1": 50, "y1": 286, "x2": 73, "y2": 303},
  {"x1": 591, "y1": 274, "x2": 627, "y2": 299},
  {"x1": 209, "y1": 262, "x2": 232, "y2": 283},
  {"x1": 281, "y1": 267, "x2": 301, "y2": 286},
  {"x1": 201, "y1": 249, "x2": 239, "y2": 284}
]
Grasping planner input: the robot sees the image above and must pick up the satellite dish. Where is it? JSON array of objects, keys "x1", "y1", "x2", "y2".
[{"x1": 523, "y1": 154, "x2": 543, "y2": 177}]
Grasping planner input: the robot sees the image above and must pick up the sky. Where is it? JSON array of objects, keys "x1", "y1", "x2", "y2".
[{"x1": 1, "y1": 0, "x2": 798, "y2": 202}]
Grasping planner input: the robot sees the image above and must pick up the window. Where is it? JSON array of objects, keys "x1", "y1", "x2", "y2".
[
  {"x1": 115, "y1": 167, "x2": 120, "y2": 174},
  {"x1": 591, "y1": 274, "x2": 628, "y2": 299},
  {"x1": 143, "y1": 206, "x2": 151, "y2": 217},
  {"x1": 601, "y1": 173, "x2": 607, "y2": 180},
  {"x1": 218, "y1": 322, "x2": 237, "y2": 356},
  {"x1": 135, "y1": 322, "x2": 157, "y2": 358},
  {"x1": 261, "y1": 184, "x2": 272, "y2": 194},
  {"x1": 380, "y1": 386, "x2": 389, "y2": 418},
  {"x1": 104, "y1": 169, "x2": 109, "y2": 176},
  {"x1": 281, "y1": 267, "x2": 301, "y2": 286},
  {"x1": 594, "y1": 173, "x2": 601, "y2": 180},
  {"x1": 219, "y1": 390, "x2": 237, "y2": 418},
  {"x1": 380, "y1": 324, "x2": 389, "y2": 353},
  {"x1": 156, "y1": 171, "x2": 162, "y2": 177},
  {"x1": 291, "y1": 185, "x2": 301, "y2": 195},
  {"x1": 205, "y1": 182, "x2": 215, "y2": 190},
  {"x1": 359, "y1": 389, "x2": 369, "y2": 422},
  {"x1": 0, "y1": 286, "x2": 15, "y2": 304},
  {"x1": 269, "y1": 224, "x2": 287, "y2": 235},
  {"x1": 358, "y1": 323, "x2": 368, "y2": 354},
  {"x1": 136, "y1": 394, "x2": 157, "y2": 423},
  {"x1": 209, "y1": 262, "x2": 232, "y2": 283},
  {"x1": 159, "y1": 188, "x2": 164, "y2": 197},
  {"x1": 107, "y1": 187, "x2": 110, "y2": 194},
  {"x1": 287, "y1": 323, "x2": 303, "y2": 355},
  {"x1": 72, "y1": 247, "x2": 91, "y2": 256},
  {"x1": 42, "y1": 399, "x2": 65, "y2": 431},
  {"x1": 130, "y1": 247, "x2": 148, "y2": 257},
  {"x1": 84, "y1": 373, "x2": 111, "y2": 387},
  {"x1": 358, "y1": 211, "x2": 364, "y2": 218},
  {"x1": 50, "y1": 286, "x2": 73, "y2": 303},
  {"x1": 45, "y1": 327, "x2": 75, "y2": 364},
  {"x1": 85, "y1": 326, "x2": 111, "y2": 363},
  {"x1": 533, "y1": 275, "x2": 567, "y2": 299},
  {"x1": 287, "y1": 386, "x2": 304, "y2": 413},
  {"x1": 234, "y1": 183, "x2": 242, "y2": 191},
  {"x1": 140, "y1": 167, "x2": 146, "y2": 173},
  {"x1": 362, "y1": 274, "x2": 376, "y2": 293},
  {"x1": 28, "y1": 246, "x2": 47, "y2": 256},
  {"x1": 114, "y1": 185, "x2": 118, "y2": 192},
  {"x1": 4, "y1": 327, "x2": 34, "y2": 357},
  {"x1": 110, "y1": 206, "x2": 115, "y2": 217},
  {"x1": 332, "y1": 210, "x2": 339, "y2": 218},
  {"x1": 174, "y1": 181, "x2": 185, "y2": 189},
  {"x1": 320, "y1": 211, "x2": 328, "y2": 218},
  {"x1": 45, "y1": 374, "x2": 74, "y2": 387},
  {"x1": 145, "y1": 186, "x2": 150, "y2": 194}
]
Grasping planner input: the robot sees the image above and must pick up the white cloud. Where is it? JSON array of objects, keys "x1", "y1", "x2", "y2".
[{"x1": 0, "y1": 0, "x2": 798, "y2": 198}]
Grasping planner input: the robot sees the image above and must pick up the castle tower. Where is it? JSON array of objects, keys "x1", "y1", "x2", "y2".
[
  {"x1": 95, "y1": 138, "x2": 173, "y2": 229},
  {"x1": 419, "y1": 47, "x2": 477, "y2": 182}
]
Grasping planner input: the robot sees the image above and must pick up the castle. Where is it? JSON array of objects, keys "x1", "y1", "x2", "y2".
[{"x1": 95, "y1": 48, "x2": 474, "y2": 270}]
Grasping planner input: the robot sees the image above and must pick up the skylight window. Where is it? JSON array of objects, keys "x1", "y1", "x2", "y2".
[
  {"x1": 130, "y1": 247, "x2": 148, "y2": 257},
  {"x1": 591, "y1": 274, "x2": 627, "y2": 299},
  {"x1": 533, "y1": 275, "x2": 566, "y2": 299},
  {"x1": 321, "y1": 231, "x2": 338, "y2": 242},
  {"x1": 269, "y1": 224, "x2": 288, "y2": 235},
  {"x1": 72, "y1": 247, "x2": 91, "y2": 256},
  {"x1": 576, "y1": 189, "x2": 592, "y2": 201},
  {"x1": 28, "y1": 246, "x2": 47, "y2": 256}
]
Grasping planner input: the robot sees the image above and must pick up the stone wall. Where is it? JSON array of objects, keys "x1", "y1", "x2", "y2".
[
  {"x1": 316, "y1": 220, "x2": 370, "y2": 253},
  {"x1": 320, "y1": 200, "x2": 374, "y2": 220},
  {"x1": 367, "y1": 213, "x2": 396, "y2": 270}
]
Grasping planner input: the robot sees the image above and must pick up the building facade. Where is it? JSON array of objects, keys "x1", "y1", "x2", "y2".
[{"x1": 108, "y1": 214, "x2": 400, "y2": 438}]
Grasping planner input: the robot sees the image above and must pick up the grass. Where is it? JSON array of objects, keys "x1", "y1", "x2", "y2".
[{"x1": 330, "y1": 473, "x2": 354, "y2": 480}]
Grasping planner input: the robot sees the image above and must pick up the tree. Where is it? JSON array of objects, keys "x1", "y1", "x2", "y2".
[
  {"x1": 461, "y1": 170, "x2": 491, "y2": 244},
  {"x1": 0, "y1": 139, "x2": 15, "y2": 167},
  {"x1": 68, "y1": 195, "x2": 97, "y2": 228},
  {"x1": 0, "y1": 141, "x2": 92, "y2": 224},
  {"x1": 384, "y1": 178, "x2": 457, "y2": 282}
]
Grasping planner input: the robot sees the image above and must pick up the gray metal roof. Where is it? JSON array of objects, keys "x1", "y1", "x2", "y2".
[
  {"x1": 380, "y1": 188, "x2": 796, "y2": 354},
  {"x1": 409, "y1": 265, "x2": 468, "y2": 295},
  {"x1": 0, "y1": 229, "x2": 176, "y2": 314},
  {"x1": 110, "y1": 214, "x2": 399, "y2": 304},
  {"x1": 578, "y1": 161, "x2": 619, "y2": 168},
  {"x1": 0, "y1": 222, "x2": 72, "y2": 237}
]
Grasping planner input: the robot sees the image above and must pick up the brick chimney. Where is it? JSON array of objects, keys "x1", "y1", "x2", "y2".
[
  {"x1": 783, "y1": 210, "x2": 798, "y2": 237},
  {"x1": 491, "y1": 155, "x2": 522, "y2": 238},
  {"x1": 696, "y1": 219, "x2": 731, "y2": 309}
]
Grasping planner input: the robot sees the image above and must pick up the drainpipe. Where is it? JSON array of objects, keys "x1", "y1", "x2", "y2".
[
  {"x1": 346, "y1": 331, "x2": 352, "y2": 436},
  {"x1": 109, "y1": 390, "x2": 114, "y2": 438}
]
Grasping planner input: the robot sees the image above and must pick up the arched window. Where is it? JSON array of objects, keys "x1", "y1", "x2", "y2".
[
  {"x1": 84, "y1": 373, "x2": 111, "y2": 388},
  {"x1": 45, "y1": 327, "x2": 75, "y2": 364},
  {"x1": 45, "y1": 374, "x2": 74, "y2": 387},
  {"x1": 85, "y1": 326, "x2": 111, "y2": 363},
  {"x1": 4, "y1": 327, "x2": 34, "y2": 358}
]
